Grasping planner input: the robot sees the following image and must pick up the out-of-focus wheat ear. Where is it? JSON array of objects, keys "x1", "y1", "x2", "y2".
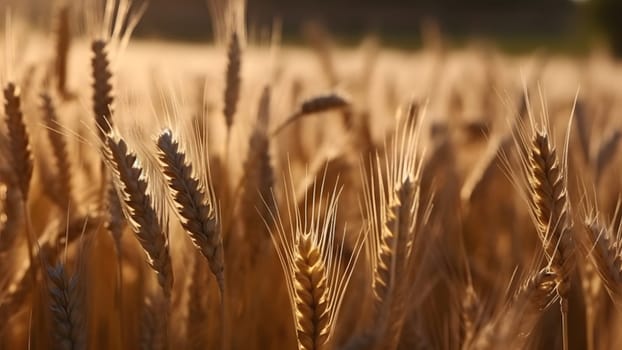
[
  {"x1": 44, "y1": 262, "x2": 86, "y2": 350},
  {"x1": 54, "y1": 5, "x2": 71, "y2": 98},
  {"x1": 573, "y1": 100, "x2": 590, "y2": 165},
  {"x1": 0, "y1": 214, "x2": 100, "y2": 331},
  {"x1": 141, "y1": 294, "x2": 169, "y2": 350},
  {"x1": 594, "y1": 129, "x2": 621, "y2": 184},
  {"x1": 91, "y1": 39, "x2": 114, "y2": 140},
  {"x1": 460, "y1": 285, "x2": 480, "y2": 348},
  {"x1": 0, "y1": 182, "x2": 22, "y2": 253},
  {"x1": 103, "y1": 131, "x2": 174, "y2": 298},
  {"x1": 583, "y1": 215, "x2": 622, "y2": 299},
  {"x1": 185, "y1": 252, "x2": 210, "y2": 349},
  {"x1": 272, "y1": 93, "x2": 351, "y2": 136},
  {"x1": 0, "y1": 258, "x2": 37, "y2": 330},
  {"x1": 3, "y1": 82, "x2": 33, "y2": 199},
  {"x1": 471, "y1": 267, "x2": 557, "y2": 349},
  {"x1": 240, "y1": 86, "x2": 274, "y2": 243},
  {"x1": 223, "y1": 31, "x2": 241, "y2": 136},
  {"x1": 155, "y1": 129, "x2": 224, "y2": 295},
  {"x1": 509, "y1": 267, "x2": 558, "y2": 337},
  {"x1": 40, "y1": 93, "x2": 73, "y2": 208}
]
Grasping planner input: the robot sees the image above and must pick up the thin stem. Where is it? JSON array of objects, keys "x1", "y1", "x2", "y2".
[
  {"x1": 22, "y1": 202, "x2": 37, "y2": 286},
  {"x1": 561, "y1": 298, "x2": 569, "y2": 350},
  {"x1": 220, "y1": 292, "x2": 228, "y2": 350},
  {"x1": 586, "y1": 307, "x2": 594, "y2": 350},
  {"x1": 115, "y1": 249, "x2": 125, "y2": 350}
]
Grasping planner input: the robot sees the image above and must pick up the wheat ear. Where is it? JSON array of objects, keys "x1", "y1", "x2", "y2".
[
  {"x1": 91, "y1": 39, "x2": 114, "y2": 139},
  {"x1": 155, "y1": 129, "x2": 224, "y2": 295},
  {"x1": 240, "y1": 86, "x2": 275, "y2": 241},
  {"x1": 3, "y1": 81, "x2": 37, "y2": 286},
  {"x1": 103, "y1": 131, "x2": 174, "y2": 298},
  {"x1": 512, "y1": 94, "x2": 575, "y2": 348},
  {"x1": 40, "y1": 93, "x2": 73, "y2": 208},
  {"x1": 4, "y1": 82, "x2": 33, "y2": 199},
  {"x1": 272, "y1": 93, "x2": 350, "y2": 136},
  {"x1": 583, "y1": 215, "x2": 622, "y2": 299},
  {"x1": 267, "y1": 176, "x2": 363, "y2": 350},
  {"x1": 362, "y1": 114, "x2": 423, "y2": 349},
  {"x1": 54, "y1": 5, "x2": 71, "y2": 98},
  {"x1": 471, "y1": 267, "x2": 557, "y2": 349},
  {"x1": 527, "y1": 130, "x2": 575, "y2": 287},
  {"x1": 0, "y1": 214, "x2": 100, "y2": 330},
  {"x1": 45, "y1": 262, "x2": 86, "y2": 350},
  {"x1": 223, "y1": 31, "x2": 241, "y2": 136}
]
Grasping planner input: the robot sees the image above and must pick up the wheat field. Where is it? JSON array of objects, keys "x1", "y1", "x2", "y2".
[{"x1": 1, "y1": 1, "x2": 622, "y2": 349}]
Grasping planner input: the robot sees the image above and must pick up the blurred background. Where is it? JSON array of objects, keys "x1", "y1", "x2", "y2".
[
  {"x1": 123, "y1": 0, "x2": 621, "y2": 55},
  {"x1": 2, "y1": 0, "x2": 621, "y2": 55}
]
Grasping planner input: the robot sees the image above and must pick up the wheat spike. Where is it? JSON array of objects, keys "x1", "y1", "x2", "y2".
[
  {"x1": 527, "y1": 130, "x2": 574, "y2": 297},
  {"x1": 155, "y1": 129, "x2": 224, "y2": 294},
  {"x1": 3, "y1": 82, "x2": 33, "y2": 199},
  {"x1": 45, "y1": 263, "x2": 86, "y2": 350},
  {"x1": 362, "y1": 112, "x2": 423, "y2": 349},
  {"x1": 223, "y1": 31, "x2": 241, "y2": 132},
  {"x1": 54, "y1": 5, "x2": 71, "y2": 97},
  {"x1": 268, "y1": 176, "x2": 362, "y2": 350},
  {"x1": 103, "y1": 131, "x2": 174, "y2": 298},
  {"x1": 240, "y1": 86, "x2": 275, "y2": 242},
  {"x1": 91, "y1": 39, "x2": 114, "y2": 139},
  {"x1": 272, "y1": 93, "x2": 350, "y2": 136},
  {"x1": 41, "y1": 93, "x2": 73, "y2": 208},
  {"x1": 584, "y1": 215, "x2": 622, "y2": 299},
  {"x1": 294, "y1": 234, "x2": 330, "y2": 350}
]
